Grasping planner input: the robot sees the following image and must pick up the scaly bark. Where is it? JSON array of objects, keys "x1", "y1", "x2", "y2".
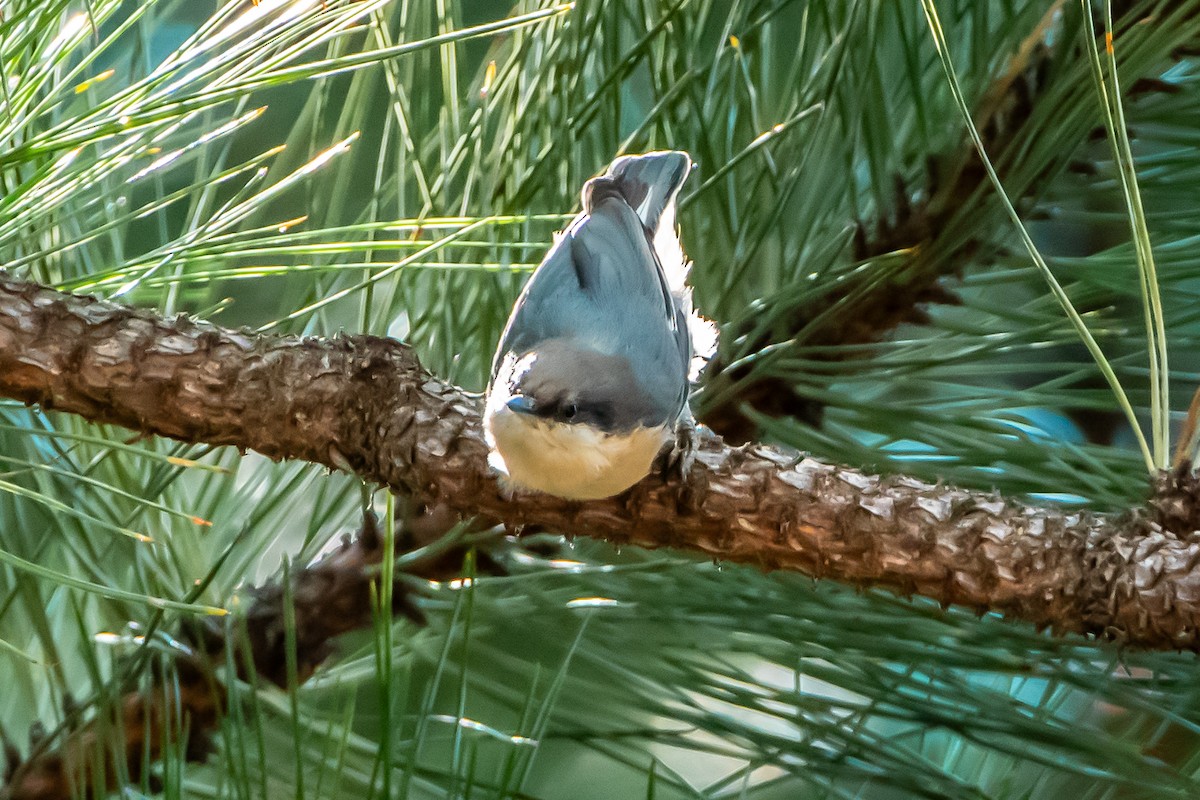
[{"x1": 1, "y1": 276, "x2": 1199, "y2": 649}]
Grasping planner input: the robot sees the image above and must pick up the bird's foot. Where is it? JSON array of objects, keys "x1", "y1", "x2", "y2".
[{"x1": 659, "y1": 414, "x2": 697, "y2": 485}]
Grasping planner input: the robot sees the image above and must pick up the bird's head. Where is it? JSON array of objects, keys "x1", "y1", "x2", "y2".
[{"x1": 483, "y1": 339, "x2": 673, "y2": 499}]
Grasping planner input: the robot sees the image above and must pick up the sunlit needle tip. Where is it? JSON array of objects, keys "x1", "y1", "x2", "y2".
[
  {"x1": 74, "y1": 69, "x2": 115, "y2": 94},
  {"x1": 277, "y1": 214, "x2": 308, "y2": 233},
  {"x1": 481, "y1": 60, "x2": 497, "y2": 98}
]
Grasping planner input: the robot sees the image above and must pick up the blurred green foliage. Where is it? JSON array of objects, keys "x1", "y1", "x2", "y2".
[{"x1": 4, "y1": 1, "x2": 1200, "y2": 798}]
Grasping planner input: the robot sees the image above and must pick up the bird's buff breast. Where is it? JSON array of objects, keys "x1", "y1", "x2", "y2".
[{"x1": 484, "y1": 408, "x2": 668, "y2": 500}]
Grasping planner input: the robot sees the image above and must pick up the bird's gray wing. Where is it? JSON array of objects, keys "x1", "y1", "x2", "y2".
[{"x1": 493, "y1": 191, "x2": 690, "y2": 417}]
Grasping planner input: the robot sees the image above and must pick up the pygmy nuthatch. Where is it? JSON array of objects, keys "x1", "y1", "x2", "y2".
[{"x1": 484, "y1": 151, "x2": 714, "y2": 500}]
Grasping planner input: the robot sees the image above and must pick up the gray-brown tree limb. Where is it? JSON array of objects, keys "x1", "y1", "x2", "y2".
[{"x1": 1, "y1": 276, "x2": 1198, "y2": 650}]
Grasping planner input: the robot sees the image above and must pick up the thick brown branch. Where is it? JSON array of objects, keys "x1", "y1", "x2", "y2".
[{"x1": 1, "y1": 277, "x2": 1198, "y2": 649}]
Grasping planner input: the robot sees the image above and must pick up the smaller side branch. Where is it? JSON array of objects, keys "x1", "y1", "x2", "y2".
[{"x1": 1, "y1": 507, "x2": 488, "y2": 800}]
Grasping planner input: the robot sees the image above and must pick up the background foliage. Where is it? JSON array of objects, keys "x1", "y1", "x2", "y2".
[{"x1": 4, "y1": 0, "x2": 1200, "y2": 797}]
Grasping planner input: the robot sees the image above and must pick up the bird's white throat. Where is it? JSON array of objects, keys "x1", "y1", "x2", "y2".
[{"x1": 484, "y1": 402, "x2": 668, "y2": 500}]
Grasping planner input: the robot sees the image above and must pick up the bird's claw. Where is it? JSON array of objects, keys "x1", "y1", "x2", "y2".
[{"x1": 660, "y1": 414, "x2": 697, "y2": 485}]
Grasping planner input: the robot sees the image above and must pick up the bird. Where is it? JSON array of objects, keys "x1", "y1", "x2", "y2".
[{"x1": 483, "y1": 150, "x2": 715, "y2": 500}]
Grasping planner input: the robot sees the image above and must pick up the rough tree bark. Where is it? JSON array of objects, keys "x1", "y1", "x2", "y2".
[{"x1": 1, "y1": 276, "x2": 1198, "y2": 650}]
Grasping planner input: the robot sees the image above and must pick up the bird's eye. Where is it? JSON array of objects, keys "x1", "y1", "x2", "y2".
[{"x1": 562, "y1": 402, "x2": 578, "y2": 421}]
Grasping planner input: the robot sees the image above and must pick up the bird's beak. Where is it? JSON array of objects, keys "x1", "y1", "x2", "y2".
[{"x1": 506, "y1": 395, "x2": 537, "y2": 416}]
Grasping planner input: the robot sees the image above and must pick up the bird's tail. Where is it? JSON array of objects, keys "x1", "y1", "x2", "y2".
[
  {"x1": 600, "y1": 150, "x2": 690, "y2": 233},
  {"x1": 579, "y1": 150, "x2": 693, "y2": 295},
  {"x1": 583, "y1": 151, "x2": 716, "y2": 382}
]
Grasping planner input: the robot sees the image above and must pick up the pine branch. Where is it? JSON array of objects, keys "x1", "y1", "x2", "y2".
[
  {"x1": 700, "y1": 1, "x2": 1200, "y2": 443},
  {"x1": 1, "y1": 507, "x2": 490, "y2": 800},
  {"x1": 0, "y1": 657, "x2": 222, "y2": 800},
  {"x1": 3, "y1": 277, "x2": 1200, "y2": 651}
]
